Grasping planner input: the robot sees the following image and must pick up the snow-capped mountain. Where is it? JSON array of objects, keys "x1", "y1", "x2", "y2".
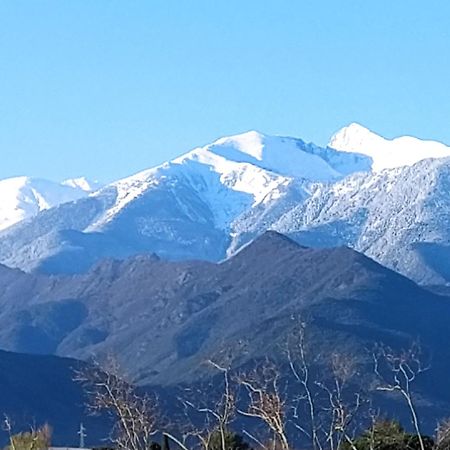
[
  {"x1": 0, "y1": 131, "x2": 369, "y2": 273},
  {"x1": 1, "y1": 125, "x2": 450, "y2": 284},
  {"x1": 329, "y1": 122, "x2": 450, "y2": 171},
  {"x1": 86, "y1": 131, "x2": 371, "y2": 233},
  {"x1": 0, "y1": 176, "x2": 99, "y2": 231},
  {"x1": 272, "y1": 157, "x2": 450, "y2": 284}
]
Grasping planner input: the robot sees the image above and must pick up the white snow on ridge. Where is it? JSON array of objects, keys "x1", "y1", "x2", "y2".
[
  {"x1": 205, "y1": 131, "x2": 342, "y2": 180},
  {"x1": 90, "y1": 150, "x2": 292, "y2": 231},
  {"x1": 214, "y1": 130, "x2": 266, "y2": 160},
  {"x1": 0, "y1": 130, "x2": 375, "y2": 233},
  {"x1": 0, "y1": 176, "x2": 92, "y2": 231},
  {"x1": 7, "y1": 125, "x2": 450, "y2": 235},
  {"x1": 173, "y1": 150, "x2": 292, "y2": 229},
  {"x1": 87, "y1": 167, "x2": 162, "y2": 231},
  {"x1": 329, "y1": 122, "x2": 450, "y2": 171},
  {"x1": 172, "y1": 139, "x2": 292, "y2": 203},
  {"x1": 62, "y1": 176, "x2": 102, "y2": 192},
  {"x1": 87, "y1": 130, "x2": 373, "y2": 231}
]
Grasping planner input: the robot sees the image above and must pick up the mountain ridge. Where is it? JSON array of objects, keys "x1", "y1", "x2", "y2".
[
  {"x1": 0, "y1": 233, "x2": 450, "y2": 439},
  {"x1": 1, "y1": 125, "x2": 450, "y2": 284},
  {"x1": 329, "y1": 122, "x2": 450, "y2": 171},
  {"x1": 0, "y1": 229, "x2": 449, "y2": 439},
  {"x1": 0, "y1": 176, "x2": 101, "y2": 231}
]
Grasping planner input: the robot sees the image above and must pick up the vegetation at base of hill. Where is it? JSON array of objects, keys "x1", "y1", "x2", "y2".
[
  {"x1": 6, "y1": 323, "x2": 450, "y2": 450},
  {"x1": 3, "y1": 423, "x2": 445, "y2": 450},
  {"x1": 4, "y1": 424, "x2": 51, "y2": 450},
  {"x1": 68, "y1": 323, "x2": 445, "y2": 450},
  {"x1": 342, "y1": 420, "x2": 435, "y2": 450}
]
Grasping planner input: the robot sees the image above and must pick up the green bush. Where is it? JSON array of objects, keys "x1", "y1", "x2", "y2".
[
  {"x1": 207, "y1": 430, "x2": 252, "y2": 450},
  {"x1": 341, "y1": 420, "x2": 433, "y2": 450},
  {"x1": 7, "y1": 425, "x2": 51, "y2": 450}
]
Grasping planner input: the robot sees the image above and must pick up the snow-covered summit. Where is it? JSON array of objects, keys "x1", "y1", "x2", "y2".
[
  {"x1": 213, "y1": 130, "x2": 266, "y2": 160},
  {"x1": 88, "y1": 130, "x2": 372, "y2": 231},
  {"x1": 3, "y1": 127, "x2": 450, "y2": 283},
  {"x1": 0, "y1": 176, "x2": 93, "y2": 231},
  {"x1": 329, "y1": 122, "x2": 450, "y2": 171},
  {"x1": 175, "y1": 130, "x2": 371, "y2": 181},
  {"x1": 62, "y1": 177, "x2": 102, "y2": 192}
]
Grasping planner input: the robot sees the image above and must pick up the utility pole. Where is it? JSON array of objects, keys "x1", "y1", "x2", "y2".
[{"x1": 78, "y1": 423, "x2": 86, "y2": 448}]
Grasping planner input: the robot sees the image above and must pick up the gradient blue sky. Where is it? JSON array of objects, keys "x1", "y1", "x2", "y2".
[{"x1": 1, "y1": 1, "x2": 449, "y2": 182}]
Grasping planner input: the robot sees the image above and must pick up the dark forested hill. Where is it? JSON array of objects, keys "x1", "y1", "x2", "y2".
[
  {"x1": 0, "y1": 232, "x2": 447, "y2": 385},
  {"x1": 1, "y1": 232, "x2": 450, "y2": 436},
  {"x1": 0, "y1": 349, "x2": 110, "y2": 446}
]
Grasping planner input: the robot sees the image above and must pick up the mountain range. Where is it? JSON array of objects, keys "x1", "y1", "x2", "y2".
[
  {"x1": 2, "y1": 124, "x2": 450, "y2": 442},
  {"x1": 0, "y1": 232, "x2": 449, "y2": 433},
  {"x1": 1, "y1": 123, "x2": 450, "y2": 284},
  {"x1": 0, "y1": 231, "x2": 448, "y2": 382}
]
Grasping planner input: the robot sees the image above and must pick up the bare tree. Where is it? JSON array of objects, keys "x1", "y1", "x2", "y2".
[
  {"x1": 287, "y1": 323, "x2": 366, "y2": 450},
  {"x1": 373, "y1": 342, "x2": 429, "y2": 450},
  {"x1": 363, "y1": 408, "x2": 381, "y2": 450},
  {"x1": 177, "y1": 359, "x2": 237, "y2": 450},
  {"x1": 315, "y1": 353, "x2": 362, "y2": 450},
  {"x1": 74, "y1": 357, "x2": 158, "y2": 450},
  {"x1": 237, "y1": 360, "x2": 290, "y2": 450},
  {"x1": 287, "y1": 323, "x2": 321, "y2": 450}
]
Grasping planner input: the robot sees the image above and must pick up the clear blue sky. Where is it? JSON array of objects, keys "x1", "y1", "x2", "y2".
[{"x1": 1, "y1": 0, "x2": 449, "y2": 182}]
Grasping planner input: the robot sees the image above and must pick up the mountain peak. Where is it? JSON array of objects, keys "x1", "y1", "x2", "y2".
[
  {"x1": 212, "y1": 130, "x2": 266, "y2": 160},
  {"x1": 255, "y1": 230, "x2": 302, "y2": 246},
  {"x1": 328, "y1": 123, "x2": 383, "y2": 155},
  {"x1": 329, "y1": 123, "x2": 450, "y2": 171},
  {"x1": 228, "y1": 231, "x2": 309, "y2": 264},
  {"x1": 337, "y1": 122, "x2": 374, "y2": 134},
  {"x1": 0, "y1": 175, "x2": 34, "y2": 188},
  {"x1": 0, "y1": 176, "x2": 93, "y2": 231},
  {"x1": 62, "y1": 177, "x2": 102, "y2": 192},
  {"x1": 188, "y1": 129, "x2": 371, "y2": 182}
]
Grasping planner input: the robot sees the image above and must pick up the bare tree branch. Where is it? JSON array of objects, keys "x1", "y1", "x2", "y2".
[
  {"x1": 373, "y1": 342, "x2": 428, "y2": 450},
  {"x1": 74, "y1": 356, "x2": 158, "y2": 450}
]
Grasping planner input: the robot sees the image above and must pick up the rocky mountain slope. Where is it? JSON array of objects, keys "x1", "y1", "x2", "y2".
[{"x1": 1, "y1": 125, "x2": 450, "y2": 284}]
